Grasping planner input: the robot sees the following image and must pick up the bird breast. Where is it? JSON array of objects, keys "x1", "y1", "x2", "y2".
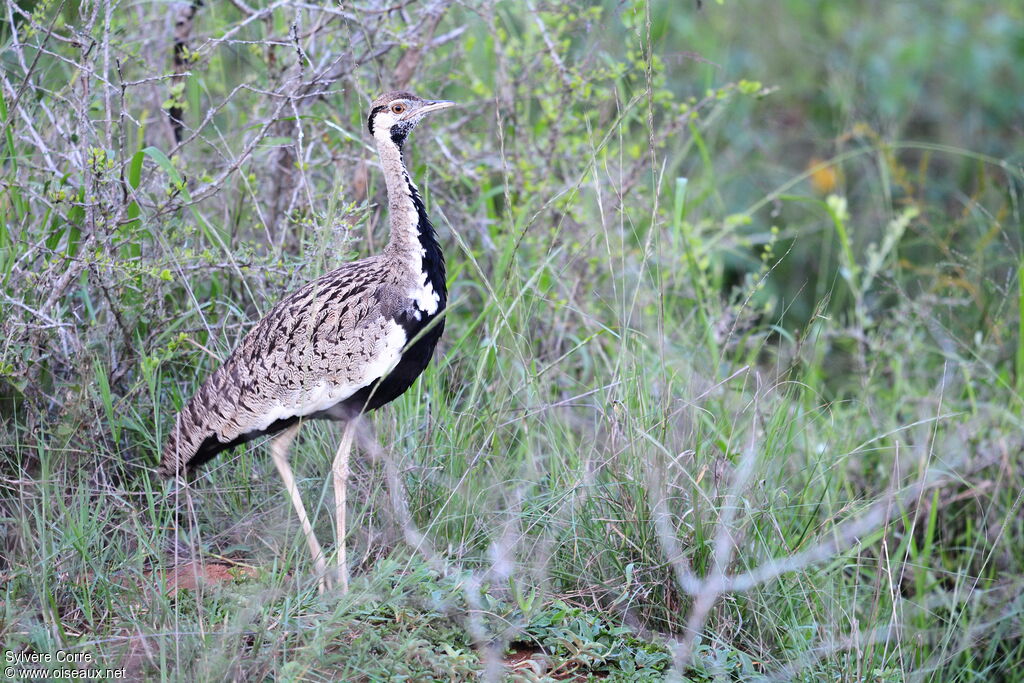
[
  {"x1": 408, "y1": 271, "x2": 442, "y2": 319},
  {"x1": 248, "y1": 317, "x2": 408, "y2": 433}
]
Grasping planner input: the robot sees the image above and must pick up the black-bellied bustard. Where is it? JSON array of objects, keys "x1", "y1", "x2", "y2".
[{"x1": 160, "y1": 92, "x2": 454, "y2": 593}]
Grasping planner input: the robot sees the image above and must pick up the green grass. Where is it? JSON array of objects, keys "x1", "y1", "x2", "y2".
[{"x1": 2, "y1": 1, "x2": 1023, "y2": 680}]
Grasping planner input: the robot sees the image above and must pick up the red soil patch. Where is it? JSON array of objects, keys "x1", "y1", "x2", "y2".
[
  {"x1": 148, "y1": 561, "x2": 258, "y2": 596},
  {"x1": 503, "y1": 643, "x2": 610, "y2": 681},
  {"x1": 73, "y1": 560, "x2": 257, "y2": 596},
  {"x1": 504, "y1": 643, "x2": 548, "y2": 676}
]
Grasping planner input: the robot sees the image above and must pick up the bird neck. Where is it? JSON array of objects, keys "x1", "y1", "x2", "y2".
[{"x1": 376, "y1": 134, "x2": 445, "y2": 292}]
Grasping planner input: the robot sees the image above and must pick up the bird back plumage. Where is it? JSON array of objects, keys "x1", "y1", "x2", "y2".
[{"x1": 159, "y1": 254, "x2": 445, "y2": 477}]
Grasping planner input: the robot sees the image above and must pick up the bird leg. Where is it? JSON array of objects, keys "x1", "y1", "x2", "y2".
[
  {"x1": 269, "y1": 423, "x2": 331, "y2": 593},
  {"x1": 332, "y1": 420, "x2": 357, "y2": 594}
]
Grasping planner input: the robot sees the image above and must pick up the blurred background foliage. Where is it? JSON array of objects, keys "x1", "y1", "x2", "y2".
[
  {"x1": 0, "y1": 0, "x2": 1022, "y2": 679},
  {"x1": 664, "y1": 0, "x2": 1024, "y2": 327}
]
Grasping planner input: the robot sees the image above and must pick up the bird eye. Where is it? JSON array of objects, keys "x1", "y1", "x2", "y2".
[{"x1": 391, "y1": 103, "x2": 405, "y2": 114}]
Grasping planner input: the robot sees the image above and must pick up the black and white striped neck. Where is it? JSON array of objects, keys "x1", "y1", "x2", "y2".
[
  {"x1": 375, "y1": 129, "x2": 447, "y2": 313},
  {"x1": 405, "y1": 178, "x2": 446, "y2": 295}
]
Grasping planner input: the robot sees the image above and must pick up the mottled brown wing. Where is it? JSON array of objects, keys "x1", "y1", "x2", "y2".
[{"x1": 159, "y1": 258, "x2": 409, "y2": 477}]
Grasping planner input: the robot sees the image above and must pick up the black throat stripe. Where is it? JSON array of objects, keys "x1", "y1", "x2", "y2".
[{"x1": 366, "y1": 105, "x2": 387, "y2": 136}]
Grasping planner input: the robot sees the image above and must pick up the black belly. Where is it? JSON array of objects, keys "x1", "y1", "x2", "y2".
[{"x1": 336, "y1": 313, "x2": 445, "y2": 417}]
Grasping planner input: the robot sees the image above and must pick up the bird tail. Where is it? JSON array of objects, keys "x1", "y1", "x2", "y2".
[
  {"x1": 159, "y1": 414, "x2": 190, "y2": 479},
  {"x1": 159, "y1": 372, "x2": 229, "y2": 478}
]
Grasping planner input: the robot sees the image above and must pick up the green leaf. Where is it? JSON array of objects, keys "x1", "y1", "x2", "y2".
[
  {"x1": 128, "y1": 149, "x2": 144, "y2": 189},
  {"x1": 141, "y1": 146, "x2": 190, "y2": 201},
  {"x1": 260, "y1": 136, "x2": 294, "y2": 147}
]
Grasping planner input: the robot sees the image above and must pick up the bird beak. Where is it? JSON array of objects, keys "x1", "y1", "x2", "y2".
[{"x1": 404, "y1": 100, "x2": 455, "y2": 120}]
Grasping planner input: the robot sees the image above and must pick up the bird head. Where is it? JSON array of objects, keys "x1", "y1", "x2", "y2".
[{"x1": 367, "y1": 91, "x2": 454, "y2": 147}]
